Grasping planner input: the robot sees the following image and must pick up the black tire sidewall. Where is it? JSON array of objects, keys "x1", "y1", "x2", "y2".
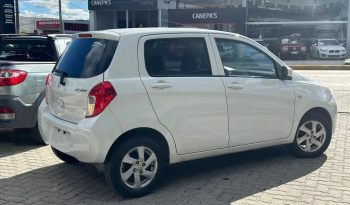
[
  {"x1": 289, "y1": 112, "x2": 332, "y2": 158},
  {"x1": 105, "y1": 137, "x2": 164, "y2": 198}
]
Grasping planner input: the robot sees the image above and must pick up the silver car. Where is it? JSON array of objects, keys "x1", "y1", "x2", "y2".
[{"x1": 0, "y1": 34, "x2": 71, "y2": 143}]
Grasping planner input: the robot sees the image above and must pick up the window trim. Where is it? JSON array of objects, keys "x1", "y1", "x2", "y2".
[{"x1": 213, "y1": 37, "x2": 280, "y2": 79}]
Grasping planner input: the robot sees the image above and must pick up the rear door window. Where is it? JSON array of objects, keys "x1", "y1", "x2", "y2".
[
  {"x1": 0, "y1": 39, "x2": 55, "y2": 61},
  {"x1": 54, "y1": 38, "x2": 118, "y2": 78},
  {"x1": 144, "y1": 38, "x2": 212, "y2": 77}
]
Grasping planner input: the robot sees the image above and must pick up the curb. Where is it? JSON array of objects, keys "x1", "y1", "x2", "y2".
[{"x1": 290, "y1": 65, "x2": 350, "y2": 70}]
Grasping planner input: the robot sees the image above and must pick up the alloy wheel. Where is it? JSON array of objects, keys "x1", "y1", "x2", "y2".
[
  {"x1": 296, "y1": 120, "x2": 326, "y2": 152},
  {"x1": 120, "y1": 146, "x2": 158, "y2": 189}
]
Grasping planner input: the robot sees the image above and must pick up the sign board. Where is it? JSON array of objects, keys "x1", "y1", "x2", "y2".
[
  {"x1": 88, "y1": 0, "x2": 157, "y2": 10},
  {"x1": 0, "y1": 0, "x2": 15, "y2": 34},
  {"x1": 168, "y1": 8, "x2": 246, "y2": 34},
  {"x1": 64, "y1": 23, "x2": 89, "y2": 32},
  {"x1": 36, "y1": 20, "x2": 60, "y2": 30}
]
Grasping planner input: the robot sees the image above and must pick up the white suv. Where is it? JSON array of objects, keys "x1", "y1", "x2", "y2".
[{"x1": 38, "y1": 28, "x2": 337, "y2": 197}]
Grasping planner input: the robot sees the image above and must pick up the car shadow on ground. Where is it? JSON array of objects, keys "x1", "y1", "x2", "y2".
[
  {"x1": 0, "y1": 129, "x2": 45, "y2": 158},
  {"x1": 0, "y1": 145, "x2": 327, "y2": 204}
]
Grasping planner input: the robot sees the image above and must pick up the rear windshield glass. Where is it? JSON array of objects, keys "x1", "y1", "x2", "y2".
[
  {"x1": 54, "y1": 38, "x2": 118, "y2": 78},
  {"x1": 0, "y1": 39, "x2": 55, "y2": 61}
]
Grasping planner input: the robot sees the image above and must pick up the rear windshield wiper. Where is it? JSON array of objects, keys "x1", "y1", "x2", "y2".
[{"x1": 52, "y1": 69, "x2": 68, "y2": 86}]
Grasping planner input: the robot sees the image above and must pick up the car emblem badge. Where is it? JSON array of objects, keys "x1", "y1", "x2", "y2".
[{"x1": 293, "y1": 47, "x2": 296, "y2": 50}]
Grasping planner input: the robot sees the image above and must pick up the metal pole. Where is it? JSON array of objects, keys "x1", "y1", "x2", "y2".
[
  {"x1": 59, "y1": 0, "x2": 63, "y2": 33},
  {"x1": 126, "y1": 10, "x2": 129, "y2": 28},
  {"x1": 158, "y1": 9, "x2": 162, "y2": 27},
  {"x1": 15, "y1": 0, "x2": 20, "y2": 33}
]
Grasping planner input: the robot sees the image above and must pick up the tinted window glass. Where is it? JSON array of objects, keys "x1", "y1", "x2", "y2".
[
  {"x1": 144, "y1": 38, "x2": 212, "y2": 77},
  {"x1": 0, "y1": 39, "x2": 55, "y2": 61},
  {"x1": 215, "y1": 39, "x2": 276, "y2": 78},
  {"x1": 54, "y1": 38, "x2": 118, "y2": 78}
]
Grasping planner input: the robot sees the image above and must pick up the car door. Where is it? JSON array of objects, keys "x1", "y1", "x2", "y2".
[
  {"x1": 138, "y1": 34, "x2": 229, "y2": 154},
  {"x1": 210, "y1": 35, "x2": 295, "y2": 147}
]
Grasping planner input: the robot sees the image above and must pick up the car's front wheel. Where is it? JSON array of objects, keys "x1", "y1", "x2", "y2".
[
  {"x1": 105, "y1": 137, "x2": 164, "y2": 198},
  {"x1": 288, "y1": 112, "x2": 331, "y2": 158}
]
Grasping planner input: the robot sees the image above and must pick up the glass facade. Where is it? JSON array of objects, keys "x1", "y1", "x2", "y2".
[{"x1": 248, "y1": 0, "x2": 348, "y2": 22}]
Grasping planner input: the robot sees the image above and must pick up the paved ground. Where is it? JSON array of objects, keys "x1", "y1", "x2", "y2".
[{"x1": 1, "y1": 70, "x2": 350, "y2": 205}]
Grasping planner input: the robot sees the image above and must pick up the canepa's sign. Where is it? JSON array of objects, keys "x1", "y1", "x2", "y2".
[
  {"x1": 89, "y1": 0, "x2": 157, "y2": 10},
  {"x1": 0, "y1": 0, "x2": 15, "y2": 34}
]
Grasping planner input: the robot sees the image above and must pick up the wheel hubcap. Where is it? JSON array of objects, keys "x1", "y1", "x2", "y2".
[
  {"x1": 297, "y1": 120, "x2": 326, "y2": 152},
  {"x1": 120, "y1": 146, "x2": 158, "y2": 189}
]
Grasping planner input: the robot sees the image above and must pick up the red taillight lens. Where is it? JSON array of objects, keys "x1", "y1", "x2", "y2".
[
  {"x1": 0, "y1": 108, "x2": 14, "y2": 114},
  {"x1": 86, "y1": 81, "x2": 116, "y2": 118},
  {"x1": 79, "y1": 34, "x2": 92, "y2": 38},
  {"x1": 0, "y1": 70, "x2": 27, "y2": 86},
  {"x1": 45, "y1": 74, "x2": 50, "y2": 105}
]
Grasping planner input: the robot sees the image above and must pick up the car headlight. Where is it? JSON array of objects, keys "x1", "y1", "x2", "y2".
[
  {"x1": 301, "y1": 47, "x2": 306, "y2": 51},
  {"x1": 320, "y1": 49, "x2": 327, "y2": 52},
  {"x1": 282, "y1": 46, "x2": 288, "y2": 51},
  {"x1": 342, "y1": 49, "x2": 346, "y2": 52}
]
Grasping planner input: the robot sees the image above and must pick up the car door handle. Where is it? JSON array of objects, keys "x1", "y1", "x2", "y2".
[
  {"x1": 227, "y1": 83, "x2": 244, "y2": 89},
  {"x1": 151, "y1": 83, "x2": 173, "y2": 89}
]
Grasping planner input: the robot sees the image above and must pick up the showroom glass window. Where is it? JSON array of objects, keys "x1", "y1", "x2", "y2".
[
  {"x1": 215, "y1": 38, "x2": 276, "y2": 78},
  {"x1": 144, "y1": 38, "x2": 212, "y2": 77}
]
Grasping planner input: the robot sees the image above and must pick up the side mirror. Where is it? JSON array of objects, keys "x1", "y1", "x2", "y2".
[
  {"x1": 313, "y1": 43, "x2": 317, "y2": 46},
  {"x1": 281, "y1": 66, "x2": 292, "y2": 80}
]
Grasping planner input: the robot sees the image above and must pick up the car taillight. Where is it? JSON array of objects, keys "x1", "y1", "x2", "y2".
[
  {"x1": 86, "y1": 81, "x2": 116, "y2": 118},
  {"x1": 0, "y1": 107, "x2": 14, "y2": 114},
  {"x1": 45, "y1": 74, "x2": 50, "y2": 105},
  {"x1": 0, "y1": 70, "x2": 27, "y2": 86}
]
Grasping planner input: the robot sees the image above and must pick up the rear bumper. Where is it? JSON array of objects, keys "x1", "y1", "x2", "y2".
[
  {"x1": 38, "y1": 101, "x2": 123, "y2": 163},
  {"x1": 0, "y1": 95, "x2": 38, "y2": 129}
]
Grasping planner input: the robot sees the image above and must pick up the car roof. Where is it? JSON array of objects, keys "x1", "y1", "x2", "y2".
[{"x1": 74, "y1": 27, "x2": 243, "y2": 40}]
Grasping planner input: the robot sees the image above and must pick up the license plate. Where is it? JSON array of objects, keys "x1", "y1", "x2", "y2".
[{"x1": 291, "y1": 52, "x2": 298, "y2": 54}]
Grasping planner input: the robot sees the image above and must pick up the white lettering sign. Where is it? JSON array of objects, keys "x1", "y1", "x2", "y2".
[
  {"x1": 192, "y1": 13, "x2": 218, "y2": 19},
  {"x1": 91, "y1": 0, "x2": 112, "y2": 6}
]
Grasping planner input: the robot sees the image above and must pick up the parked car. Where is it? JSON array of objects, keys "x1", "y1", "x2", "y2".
[
  {"x1": 0, "y1": 34, "x2": 71, "y2": 143},
  {"x1": 38, "y1": 28, "x2": 337, "y2": 197},
  {"x1": 253, "y1": 38, "x2": 269, "y2": 49},
  {"x1": 310, "y1": 39, "x2": 347, "y2": 59},
  {"x1": 275, "y1": 36, "x2": 307, "y2": 60}
]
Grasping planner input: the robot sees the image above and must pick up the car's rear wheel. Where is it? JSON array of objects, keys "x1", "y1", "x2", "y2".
[
  {"x1": 288, "y1": 112, "x2": 331, "y2": 158},
  {"x1": 51, "y1": 147, "x2": 80, "y2": 164},
  {"x1": 105, "y1": 137, "x2": 164, "y2": 198}
]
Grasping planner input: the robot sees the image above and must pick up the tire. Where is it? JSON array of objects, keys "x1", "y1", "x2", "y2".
[
  {"x1": 105, "y1": 137, "x2": 164, "y2": 198},
  {"x1": 288, "y1": 112, "x2": 331, "y2": 158},
  {"x1": 317, "y1": 51, "x2": 320, "y2": 60},
  {"x1": 51, "y1": 147, "x2": 80, "y2": 164}
]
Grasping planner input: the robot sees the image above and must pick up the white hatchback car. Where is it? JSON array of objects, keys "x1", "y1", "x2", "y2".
[{"x1": 38, "y1": 28, "x2": 337, "y2": 197}]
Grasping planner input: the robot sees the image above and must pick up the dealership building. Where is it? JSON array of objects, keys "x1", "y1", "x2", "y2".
[{"x1": 89, "y1": 0, "x2": 350, "y2": 52}]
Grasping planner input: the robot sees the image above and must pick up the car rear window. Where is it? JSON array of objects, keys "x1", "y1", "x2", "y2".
[
  {"x1": 54, "y1": 38, "x2": 118, "y2": 78},
  {"x1": 0, "y1": 38, "x2": 55, "y2": 61}
]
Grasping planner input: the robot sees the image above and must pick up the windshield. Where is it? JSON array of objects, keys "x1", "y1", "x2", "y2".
[
  {"x1": 281, "y1": 38, "x2": 303, "y2": 45},
  {"x1": 0, "y1": 39, "x2": 55, "y2": 61},
  {"x1": 319, "y1": 40, "x2": 339, "y2": 46},
  {"x1": 54, "y1": 38, "x2": 118, "y2": 78}
]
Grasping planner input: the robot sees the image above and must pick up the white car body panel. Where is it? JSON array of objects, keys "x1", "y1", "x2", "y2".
[
  {"x1": 38, "y1": 28, "x2": 337, "y2": 165},
  {"x1": 138, "y1": 34, "x2": 229, "y2": 154}
]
